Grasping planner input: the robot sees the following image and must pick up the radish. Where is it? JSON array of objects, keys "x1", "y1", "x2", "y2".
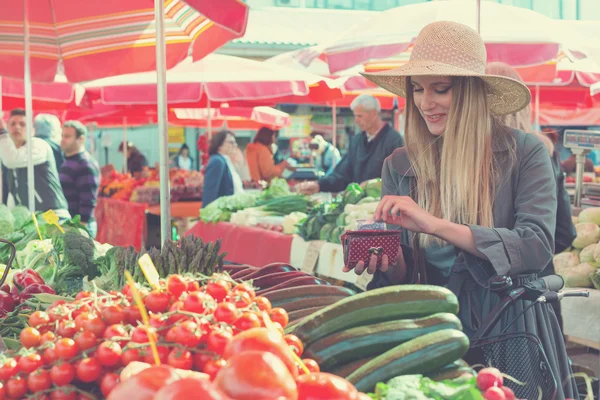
[
  {"x1": 500, "y1": 386, "x2": 515, "y2": 400},
  {"x1": 484, "y1": 387, "x2": 506, "y2": 400},
  {"x1": 477, "y1": 367, "x2": 504, "y2": 390}
]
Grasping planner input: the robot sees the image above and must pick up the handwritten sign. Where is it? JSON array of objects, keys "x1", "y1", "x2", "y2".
[
  {"x1": 301, "y1": 240, "x2": 325, "y2": 274},
  {"x1": 138, "y1": 254, "x2": 160, "y2": 290}
]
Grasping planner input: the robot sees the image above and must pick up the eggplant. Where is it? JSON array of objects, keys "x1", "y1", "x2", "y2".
[
  {"x1": 231, "y1": 268, "x2": 260, "y2": 280},
  {"x1": 287, "y1": 306, "x2": 324, "y2": 325},
  {"x1": 277, "y1": 296, "x2": 347, "y2": 313},
  {"x1": 241, "y1": 263, "x2": 299, "y2": 281},
  {"x1": 264, "y1": 285, "x2": 356, "y2": 307},
  {"x1": 251, "y1": 271, "x2": 311, "y2": 290},
  {"x1": 256, "y1": 276, "x2": 330, "y2": 296}
]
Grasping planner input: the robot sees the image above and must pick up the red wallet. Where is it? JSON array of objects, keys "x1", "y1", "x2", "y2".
[{"x1": 340, "y1": 230, "x2": 402, "y2": 270}]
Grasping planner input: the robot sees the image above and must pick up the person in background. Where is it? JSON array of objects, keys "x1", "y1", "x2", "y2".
[
  {"x1": 229, "y1": 145, "x2": 251, "y2": 183},
  {"x1": 272, "y1": 130, "x2": 286, "y2": 165},
  {"x1": 0, "y1": 109, "x2": 70, "y2": 219},
  {"x1": 34, "y1": 114, "x2": 65, "y2": 170},
  {"x1": 309, "y1": 134, "x2": 341, "y2": 176},
  {"x1": 486, "y1": 62, "x2": 576, "y2": 331},
  {"x1": 118, "y1": 141, "x2": 148, "y2": 177},
  {"x1": 245, "y1": 127, "x2": 290, "y2": 183},
  {"x1": 174, "y1": 144, "x2": 193, "y2": 170},
  {"x1": 296, "y1": 94, "x2": 403, "y2": 194},
  {"x1": 59, "y1": 121, "x2": 101, "y2": 238},
  {"x1": 202, "y1": 131, "x2": 244, "y2": 207}
]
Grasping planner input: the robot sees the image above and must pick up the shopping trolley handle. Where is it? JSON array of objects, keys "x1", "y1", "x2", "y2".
[{"x1": 538, "y1": 289, "x2": 590, "y2": 303}]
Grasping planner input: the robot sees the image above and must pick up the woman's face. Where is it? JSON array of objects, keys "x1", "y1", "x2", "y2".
[
  {"x1": 410, "y1": 76, "x2": 453, "y2": 136},
  {"x1": 181, "y1": 148, "x2": 189, "y2": 157},
  {"x1": 220, "y1": 135, "x2": 237, "y2": 156}
]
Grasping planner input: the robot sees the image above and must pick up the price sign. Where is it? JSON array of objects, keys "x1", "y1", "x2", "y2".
[
  {"x1": 138, "y1": 254, "x2": 160, "y2": 290},
  {"x1": 301, "y1": 241, "x2": 325, "y2": 274},
  {"x1": 42, "y1": 210, "x2": 65, "y2": 233}
]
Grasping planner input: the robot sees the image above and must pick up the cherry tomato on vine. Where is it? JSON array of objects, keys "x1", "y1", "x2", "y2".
[
  {"x1": 55, "y1": 338, "x2": 78, "y2": 361},
  {"x1": 0, "y1": 358, "x2": 18, "y2": 380},
  {"x1": 121, "y1": 349, "x2": 143, "y2": 366},
  {"x1": 167, "y1": 275, "x2": 187, "y2": 299},
  {"x1": 50, "y1": 363, "x2": 76, "y2": 386},
  {"x1": 6, "y1": 376, "x2": 27, "y2": 399},
  {"x1": 100, "y1": 372, "x2": 120, "y2": 397},
  {"x1": 76, "y1": 358, "x2": 102, "y2": 383},
  {"x1": 27, "y1": 368, "x2": 52, "y2": 393},
  {"x1": 57, "y1": 320, "x2": 78, "y2": 338},
  {"x1": 19, "y1": 353, "x2": 43, "y2": 373},
  {"x1": 40, "y1": 331, "x2": 57, "y2": 345},
  {"x1": 144, "y1": 290, "x2": 171, "y2": 313},
  {"x1": 269, "y1": 308, "x2": 289, "y2": 328},
  {"x1": 213, "y1": 302, "x2": 238, "y2": 324},
  {"x1": 96, "y1": 341, "x2": 122, "y2": 366},
  {"x1": 20, "y1": 327, "x2": 42, "y2": 348},
  {"x1": 202, "y1": 358, "x2": 226, "y2": 380},
  {"x1": 101, "y1": 305, "x2": 126, "y2": 325},
  {"x1": 182, "y1": 292, "x2": 212, "y2": 314},
  {"x1": 205, "y1": 280, "x2": 230, "y2": 302},
  {"x1": 284, "y1": 334, "x2": 304, "y2": 357},
  {"x1": 74, "y1": 331, "x2": 97, "y2": 352},
  {"x1": 29, "y1": 311, "x2": 51, "y2": 329},
  {"x1": 233, "y1": 283, "x2": 255, "y2": 299},
  {"x1": 167, "y1": 348, "x2": 193, "y2": 370},
  {"x1": 233, "y1": 312, "x2": 262, "y2": 332},
  {"x1": 253, "y1": 296, "x2": 272, "y2": 313},
  {"x1": 206, "y1": 329, "x2": 233, "y2": 355}
]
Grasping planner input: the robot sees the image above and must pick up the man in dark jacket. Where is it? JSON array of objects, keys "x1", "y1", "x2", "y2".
[{"x1": 297, "y1": 95, "x2": 403, "y2": 194}]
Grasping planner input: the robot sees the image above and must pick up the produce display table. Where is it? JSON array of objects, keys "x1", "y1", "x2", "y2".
[
  {"x1": 95, "y1": 197, "x2": 148, "y2": 250},
  {"x1": 147, "y1": 202, "x2": 202, "y2": 218},
  {"x1": 562, "y1": 288, "x2": 600, "y2": 350},
  {"x1": 186, "y1": 221, "x2": 294, "y2": 267}
]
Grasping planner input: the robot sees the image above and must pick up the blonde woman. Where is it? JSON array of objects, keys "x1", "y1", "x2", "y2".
[
  {"x1": 348, "y1": 21, "x2": 576, "y2": 399},
  {"x1": 486, "y1": 62, "x2": 577, "y2": 331}
]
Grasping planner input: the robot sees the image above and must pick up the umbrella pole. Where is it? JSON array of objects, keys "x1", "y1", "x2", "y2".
[
  {"x1": 23, "y1": 0, "x2": 35, "y2": 213},
  {"x1": 331, "y1": 102, "x2": 337, "y2": 167},
  {"x1": 207, "y1": 98, "x2": 212, "y2": 139},
  {"x1": 535, "y1": 85, "x2": 540, "y2": 132},
  {"x1": 155, "y1": 0, "x2": 171, "y2": 245}
]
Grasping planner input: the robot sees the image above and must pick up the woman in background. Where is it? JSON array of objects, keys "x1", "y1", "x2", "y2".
[
  {"x1": 174, "y1": 144, "x2": 193, "y2": 170},
  {"x1": 202, "y1": 131, "x2": 244, "y2": 207},
  {"x1": 245, "y1": 127, "x2": 290, "y2": 183},
  {"x1": 485, "y1": 61, "x2": 576, "y2": 331},
  {"x1": 118, "y1": 141, "x2": 148, "y2": 177}
]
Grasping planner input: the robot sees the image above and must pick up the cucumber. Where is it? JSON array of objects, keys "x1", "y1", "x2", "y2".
[
  {"x1": 304, "y1": 313, "x2": 462, "y2": 371},
  {"x1": 346, "y1": 329, "x2": 470, "y2": 393},
  {"x1": 292, "y1": 285, "x2": 459, "y2": 345}
]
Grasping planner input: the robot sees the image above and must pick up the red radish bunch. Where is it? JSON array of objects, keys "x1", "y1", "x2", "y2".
[{"x1": 477, "y1": 367, "x2": 515, "y2": 400}]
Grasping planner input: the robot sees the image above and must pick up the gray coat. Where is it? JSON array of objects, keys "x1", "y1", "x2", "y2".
[{"x1": 369, "y1": 128, "x2": 577, "y2": 399}]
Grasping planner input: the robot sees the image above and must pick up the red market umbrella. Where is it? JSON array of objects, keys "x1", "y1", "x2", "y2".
[
  {"x1": 0, "y1": 76, "x2": 89, "y2": 110},
  {"x1": 0, "y1": 0, "x2": 249, "y2": 82},
  {"x1": 171, "y1": 106, "x2": 291, "y2": 130}
]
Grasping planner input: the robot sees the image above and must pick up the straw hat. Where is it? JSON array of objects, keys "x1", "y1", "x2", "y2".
[{"x1": 361, "y1": 21, "x2": 531, "y2": 116}]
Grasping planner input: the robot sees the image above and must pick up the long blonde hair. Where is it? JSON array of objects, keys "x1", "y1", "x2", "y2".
[
  {"x1": 485, "y1": 62, "x2": 554, "y2": 154},
  {"x1": 405, "y1": 76, "x2": 513, "y2": 247}
]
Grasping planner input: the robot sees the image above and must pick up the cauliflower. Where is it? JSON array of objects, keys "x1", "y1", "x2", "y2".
[
  {"x1": 559, "y1": 262, "x2": 596, "y2": 288},
  {"x1": 282, "y1": 212, "x2": 307, "y2": 235},
  {"x1": 0, "y1": 204, "x2": 15, "y2": 237},
  {"x1": 572, "y1": 223, "x2": 600, "y2": 249}
]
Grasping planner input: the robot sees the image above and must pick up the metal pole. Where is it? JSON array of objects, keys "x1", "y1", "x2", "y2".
[
  {"x1": 207, "y1": 98, "x2": 212, "y2": 139},
  {"x1": 331, "y1": 102, "x2": 337, "y2": 168},
  {"x1": 24, "y1": 0, "x2": 35, "y2": 212},
  {"x1": 155, "y1": 0, "x2": 171, "y2": 245},
  {"x1": 123, "y1": 117, "x2": 128, "y2": 173},
  {"x1": 535, "y1": 85, "x2": 540, "y2": 132},
  {"x1": 574, "y1": 152, "x2": 585, "y2": 208}
]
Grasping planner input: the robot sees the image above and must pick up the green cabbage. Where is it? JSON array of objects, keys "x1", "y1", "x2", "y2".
[
  {"x1": 11, "y1": 206, "x2": 31, "y2": 231},
  {"x1": 0, "y1": 205, "x2": 15, "y2": 237},
  {"x1": 577, "y1": 207, "x2": 600, "y2": 226},
  {"x1": 572, "y1": 223, "x2": 600, "y2": 249}
]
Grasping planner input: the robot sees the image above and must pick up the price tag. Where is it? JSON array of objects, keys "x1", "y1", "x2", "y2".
[
  {"x1": 42, "y1": 210, "x2": 65, "y2": 233},
  {"x1": 31, "y1": 213, "x2": 43, "y2": 241},
  {"x1": 355, "y1": 271, "x2": 372, "y2": 292},
  {"x1": 124, "y1": 271, "x2": 161, "y2": 365},
  {"x1": 301, "y1": 240, "x2": 325, "y2": 274},
  {"x1": 138, "y1": 254, "x2": 160, "y2": 290}
]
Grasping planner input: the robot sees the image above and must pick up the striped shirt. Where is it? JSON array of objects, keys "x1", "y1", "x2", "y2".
[{"x1": 59, "y1": 151, "x2": 100, "y2": 223}]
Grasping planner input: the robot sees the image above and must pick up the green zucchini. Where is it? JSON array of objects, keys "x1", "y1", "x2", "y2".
[
  {"x1": 292, "y1": 285, "x2": 459, "y2": 345},
  {"x1": 329, "y1": 357, "x2": 373, "y2": 378},
  {"x1": 278, "y1": 296, "x2": 347, "y2": 313},
  {"x1": 346, "y1": 329, "x2": 470, "y2": 393},
  {"x1": 426, "y1": 361, "x2": 476, "y2": 381},
  {"x1": 304, "y1": 313, "x2": 462, "y2": 371}
]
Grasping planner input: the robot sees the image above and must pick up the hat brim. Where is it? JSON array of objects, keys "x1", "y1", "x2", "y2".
[{"x1": 360, "y1": 60, "x2": 531, "y2": 116}]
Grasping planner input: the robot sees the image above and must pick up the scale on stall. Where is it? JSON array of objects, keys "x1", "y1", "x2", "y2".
[{"x1": 563, "y1": 129, "x2": 600, "y2": 207}]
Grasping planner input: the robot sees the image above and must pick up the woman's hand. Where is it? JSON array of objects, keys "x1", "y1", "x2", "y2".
[
  {"x1": 342, "y1": 247, "x2": 408, "y2": 285},
  {"x1": 374, "y1": 195, "x2": 442, "y2": 235}
]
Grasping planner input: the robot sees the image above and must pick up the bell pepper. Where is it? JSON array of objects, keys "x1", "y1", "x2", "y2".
[
  {"x1": 13, "y1": 269, "x2": 45, "y2": 290},
  {"x1": 19, "y1": 283, "x2": 55, "y2": 302},
  {"x1": 0, "y1": 290, "x2": 15, "y2": 316}
]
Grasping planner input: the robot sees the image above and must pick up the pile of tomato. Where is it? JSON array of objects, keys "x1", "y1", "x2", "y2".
[{"x1": 0, "y1": 273, "x2": 362, "y2": 400}]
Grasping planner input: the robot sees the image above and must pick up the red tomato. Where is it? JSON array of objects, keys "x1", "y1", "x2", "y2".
[
  {"x1": 29, "y1": 311, "x2": 51, "y2": 329},
  {"x1": 50, "y1": 363, "x2": 76, "y2": 386},
  {"x1": 57, "y1": 320, "x2": 78, "y2": 338},
  {"x1": 20, "y1": 326, "x2": 42, "y2": 348},
  {"x1": 182, "y1": 292, "x2": 213, "y2": 314},
  {"x1": 213, "y1": 302, "x2": 239, "y2": 324},
  {"x1": 124, "y1": 305, "x2": 142, "y2": 325},
  {"x1": 168, "y1": 301, "x2": 186, "y2": 324},
  {"x1": 232, "y1": 283, "x2": 256, "y2": 300},
  {"x1": 296, "y1": 372, "x2": 359, "y2": 400},
  {"x1": 6, "y1": 376, "x2": 27, "y2": 399},
  {"x1": 48, "y1": 304, "x2": 69, "y2": 323},
  {"x1": 74, "y1": 331, "x2": 98, "y2": 351},
  {"x1": 192, "y1": 352, "x2": 214, "y2": 371},
  {"x1": 167, "y1": 275, "x2": 187, "y2": 299},
  {"x1": 205, "y1": 281, "x2": 230, "y2": 302},
  {"x1": 500, "y1": 386, "x2": 515, "y2": 400},
  {"x1": 0, "y1": 358, "x2": 19, "y2": 380},
  {"x1": 75, "y1": 312, "x2": 106, "y2": 337},
  {"x1": 43, "y1": 347, "x2": 59, "y2": 364},
  {"x1": 173, "y1": 321, "x2": 202, "y2": 347},
  {"x1": 40, "y1": 331, "x2": 57, "y2": 345},
  {"x1": 103, "y1": 324, "x2": 128, "y2": 344},
  {"x1": 143, "y1": 346, "x2": 170, "y2": 365},
  {"x1": 477, "y1": 368, "x2": 504, "y2": 391},
  {"x1": 97, "y1": 341, "x2": 122, "y2": 366},
  {"x1": 101, "y1": 305, "x2": 126, "y2": 325},
  {"x1": 121, "y1": 349, "x2": 142, "y2": 366},
  {"x1": 284, "y1": 334, "x2": 304, "y2": 357},
  {"x1": 269, "y1": 308, "x2": 289, "y2": 327},
  {"x1": 76, "y1": 358, "x2": 102, "y2": 383},
  {"x1": 131, "y1": 326, "x2": 157, "y2": 344},
  {"x1": 186, "y1": 281, "x2": 200, "y2": 293},
  {"x1": 224, "y1": 327, "x2": 298, "y2": 378},
  {"x1": 144, "y1": 290, "x2": 171, "y2": 313},
  {"x1": 149, "y1": 313, "x2": 169, "y2": 331},
  {"x1": 19, "y1": 353, "x2": 43, "y2": 373},
  {"x1": 50, "y1": 389, "x2": 77, "y2": 400},
  {"x1": 100, "y1": 373, "x2": 120, "y2": 397},
  {"x1": 300, "y1": 359, "x2": 320, "y2": 374},
  {"x1": 228, "y1": 291, "x2": 253, "y2": 309},
  {"x1": 214, "y1": 351, "x2": 298, "y2": 400},
  {"x1": 167, "y1": 349, "x2": 193, "y2": 370},
  {"x1": 203, "y1": 358, "x2": 226, "y2": 380},
  {"x1": 233, "y1": 312, "x2": 262, "y2": 332},
  {"x1": 106, "y1": 365, "x2": 179, "y2": 400},
  {"x1": 253, "y1": 296, "x2": 272, "y2": 313},
  {"x1": 154, "y1": 378, "x2": 229, "y2": 400},
  {"x1": 27, "y1": 368, "x2": 52, "y2": 393},
  {"x1": 206, "y1": 329, "x2": 233, "y2": 355}
]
